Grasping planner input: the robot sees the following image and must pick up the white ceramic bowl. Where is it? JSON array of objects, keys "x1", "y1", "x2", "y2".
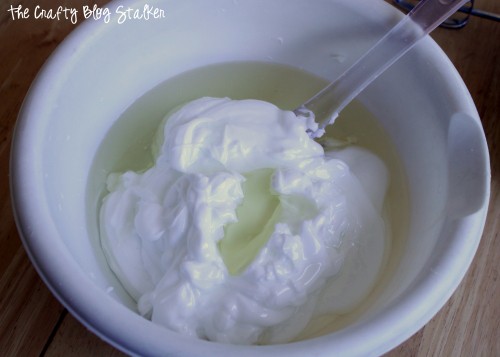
[{"x1": 10, "y1": 0, "x2": 490, "y2": 355}]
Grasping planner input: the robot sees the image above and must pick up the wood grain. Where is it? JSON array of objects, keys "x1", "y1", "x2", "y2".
[
  {"x1": 0, "y1": 247, "x2": 65, "y2": 357},
  {"x1": 0, "y1": 0, "x2": 498, "y2": 356},
  {"x1": 44, "y1": 313, "x2": 126, "y2": 357}
]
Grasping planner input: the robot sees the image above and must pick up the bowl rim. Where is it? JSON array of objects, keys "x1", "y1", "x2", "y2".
[{"x1": 9, "y1": 0, "x2": 490, "y2": 356}]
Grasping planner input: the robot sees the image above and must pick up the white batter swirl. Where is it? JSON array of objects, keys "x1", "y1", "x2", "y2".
[{"x1": 100, "y1": 97, "x2": 388, "y2": 344}]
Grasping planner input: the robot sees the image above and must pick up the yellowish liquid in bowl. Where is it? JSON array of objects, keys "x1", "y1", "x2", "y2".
[{"x1": 86, "y1": 61, "x2": 409, "y2": 339}]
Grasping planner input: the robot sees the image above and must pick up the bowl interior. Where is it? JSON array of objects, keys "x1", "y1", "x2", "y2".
[{"x1": 12, "y1": 0, "x2": 489, "y2": 355}]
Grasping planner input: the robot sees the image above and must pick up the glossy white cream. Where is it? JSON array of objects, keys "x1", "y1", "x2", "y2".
[{"x1": 100, "y1": 97, "x2": 388, "y2": 344}]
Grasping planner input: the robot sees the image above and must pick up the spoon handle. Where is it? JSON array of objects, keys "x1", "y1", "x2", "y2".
[{"x1": 295, "y1": 0, "x2": 469, "y2": 137}]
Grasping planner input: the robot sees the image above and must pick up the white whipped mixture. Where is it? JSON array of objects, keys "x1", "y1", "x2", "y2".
[{"x1": 100, "y1": 97, "x2": 388, "y2": 344}]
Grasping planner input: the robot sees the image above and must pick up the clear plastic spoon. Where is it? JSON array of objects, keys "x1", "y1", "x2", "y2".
[{"x1": 294, "y1": 0, "x2": 469, "y2": 138}]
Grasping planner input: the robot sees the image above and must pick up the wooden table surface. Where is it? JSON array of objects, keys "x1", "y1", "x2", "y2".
[{"x1": 1, "y1": 0, "x2": 498, "y2": 356}]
